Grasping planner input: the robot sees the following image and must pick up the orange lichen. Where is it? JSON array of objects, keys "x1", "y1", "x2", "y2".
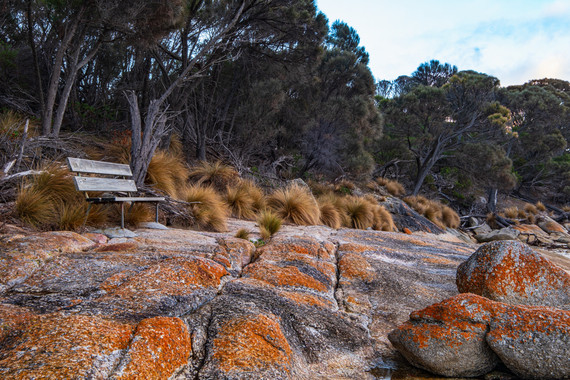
[
  {"x1": 280, "y1": 291, "x2": 332, "y2": 308},
  {"x1": 403, "y1": 228, "x2": 412, "y2": 235},
  {"x1": 115, "y1": 317, "x2": 192, "y2": 379},
  {"x1": 422, "y1": 256, "x2": 457, "y2": 266},
  {"x1": 339, "y1": 253, "x2": 375, "y2": 282},
  {"x1": 212, "y1": 314, "x2": 292, "y2": 373},
  {"x1": 260, "y1": 238, "x2": 334, "y2": 260},
  {"x1": 338, "y1": 243, "x2": 375, "y2": 254},
  {"x1": 0, "y1": 304, "x2": 36, "y2": 344},
  {"x1": 0, "y1": 313, "x2": 134, "y2": 378},
  {"x1": 243, "y1": 262, "x2": 328, "y2": 292}
]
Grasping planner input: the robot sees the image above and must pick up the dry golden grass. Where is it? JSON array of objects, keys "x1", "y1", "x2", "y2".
[
  {"x1": 189, "y1": 161, "x2": 239, "y2": 192},
  {"x1": 57, "y1": 201, "x2": 88, "y2": 231},
  {"x1": 235, "y1": 228, "x2": 251, "y2": 240},
  {"x1": 15, "y1": 186, "x2": 55, "y2": 227},
  {"x1": 524, "y1": 203, "x2": 538, "y2": 215},
  {"x1": 258, "y1": 210, "x2": 282, "y2": 240},
  {"x1": 0, "y1": 110, "x2": 38, "y2": 137},
  {"x1": 503, "y1": 207, "x2": 519, "y2": 219},
  {"x1": 486, "y1": 213, "x2": 500, "y2": 229},
  {"x1": 563, "y1": 205, "x2": 570, "y2": 212},
  {"x1": 146, "y1": 150, "x2": 190, "y2": 198},
  {"x1": 526, "y1": 213, "x2": 536, "y2": 224},
  {"x1": 267, "y1": 184, "x2": 320, "y2": 225},
  {"x1": 32, "y1": 164, "x2": 77, "y2": 202},
  {"x1": 373, "y1": 204, "x2": 396, "y2": 231},
  {"x1": 85, "y1": 204, "x2": 109, "y2": 227},
  {"x1": 181, "y1": 185, "x2": 229, "y2": 232},
  {"x1": 168, "y1": 133, "x2": 184, "y2": 157},
  {"x1": 124, "y1": 203, "x2": 152, "y2": 227},
  {"x1": 342, "y1": 196, "x2": 375, "y2": 229},
  {"x1": 318, "y1": 199, "x2": 342, "y2": 229},
  {"x1": 517, "y1": 209, "x2": 528, "y2": 219},
  {"x1": 535, "y1": 201, "x2": 546, "y2": 212},
  {"x1": 375, "y1": 177, "x2": 406, "y2": 197},
  {"x1": 405, "y1": 195, "x2": 460, "y2": 229},
  {"x1": 334, "y1": 179, "x2": 355, "y2": 195},
  {"x1": 307, "y1": 180, "x2": 334, "y2": 197},
  {"x1": 441, "y1": 205, "x2": 460, "y2": 229},
  {"x1": 225, "y1": 180, "x2": 265, "y2": 220}
]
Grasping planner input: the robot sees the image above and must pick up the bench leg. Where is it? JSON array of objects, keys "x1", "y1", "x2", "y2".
[
  {"x1": 121, "y1": 202, "x2": 125, "y2": 229},
  {"x1": 155, "y1": 202, "x2": 159, "y2": 223},
  {"x1": 82, "y1": 203, "x2": 92, "y2": 230}
]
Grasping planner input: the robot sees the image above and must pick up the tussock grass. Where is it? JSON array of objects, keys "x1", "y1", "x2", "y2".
[
  {"x1": 503, "y1": 207, "x2": 519, "y2": 219},
  {"x1": 124, "y1": 203, "x2": 152, "y2": 227},
  {"x1": 267, "y1": 184, "x2": 320, "y2": 225},
  {"x1": 57, "y1": 201, "x2": 88, "y2": 231},
  {"x1": 441, "y1": 205, "x2": 460, "y2": 229},
  {"x1": 524, "y1": 203, "x2": 538, "y2": 215},
  {"x1": 404, "y1": 195, "x2": 460, "y2": 229},
  {"x1": 240, "y1": 180, "x2": 266, "y2": 213},
  {"x1": 517, "y1": 209, "x2": 528, "y2": 219},
  {"x1": 225, "y1": 179, "x2": 265, "y2": 220},
  {"x1": 235, "y1": 228, "x2": 251, "y2": 240},
  {"x1": 146, "y1": 150, "x2": 190, "y2": 198},
  {"x1": 342, "y1": 196, "x2": 375, "y2": 229},
  {"x1": 307, "y1": 180, "x2": 334, "y2": 197},
  {"x1": 33, "y1": 164, "x2": 77, "y2": 202},
  {"x1": 181, "y1": 185, "x2": 229, "y2": 232},
  {"x1": 486, "y1": 213, "x2": 500, "y2": 229},
  {"x1": 375, "y1": 177, "x2": 406, "y2": 197},
  {"x1": 189, "y1": 161, "x2": 239, "y2": 192},
  {"x1": 373, "y1": 204, "x2": 396, "y2": 231},
  {"x1": 15, "y1": 186, "x2": 55, "y2": 227},
  {"x1": 317, "y1": 198, "x2": 342, "y2": 229},
  {"x1": 563, "y1": 205, "x2": 570, "y2": 212},
  {"x1": 535, "y1": 201, "x2": 547, "y2": 212},
  {"x1": 258, "y1": 210, "x2": 282, "y2": 240},
  {"x1": 526, "y1": 213, "x2": 536, "y2": 225}
]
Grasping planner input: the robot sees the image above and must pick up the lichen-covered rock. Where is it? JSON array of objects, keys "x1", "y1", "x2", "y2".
[
  {"x1": 381, "y1": 197, "x2": 445, "y2": 234},
  {"x1": 537, "y1": 215, "x2": 568, "y2": 234},
  {"x1": 390, "y1": 293, "x2": 570, "y2": 379},
  {"x1": 0, "y1": 313, "x2": 134, "y2": 379},
  {"x1": 113, "y1": 317, "x2": 192, "y2": 379},
  {"x1": 457, "y1": 241, "x2": 570, "y2": 308},
  {"x1": 388, "y1": 293, "x2": 502, "y2": 377},
  {"x1": 474, "y1": 227, "x2": 520, "y2": 243},
  {"x1": 0, "y1": 231, "x2": 96, "y2": 293},
  {"x1": 486, "y1": 306, "x2": 570, "y2": 380}
]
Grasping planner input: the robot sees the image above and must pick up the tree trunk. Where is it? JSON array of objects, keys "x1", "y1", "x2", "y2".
[
  {"x1": 41, "y1": 7, "x2": 83, "y2": 135},
  {"x1": 487, "y1": 188, "x2": 498, "y2": 213},
  {"x1": 27, "y1": 0, "x2": 44, "y2": 118}
]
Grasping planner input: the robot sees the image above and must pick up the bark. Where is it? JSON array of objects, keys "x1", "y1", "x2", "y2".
[
  {"x1": 27, "y1": 0, "x2": 44, "y2": 118},
  {"x1": 486, "y1": 188, "x2": 498, "y2": 213},
  {"x1": 41, "y1": 6, "x2": 84, "y2": 135}
]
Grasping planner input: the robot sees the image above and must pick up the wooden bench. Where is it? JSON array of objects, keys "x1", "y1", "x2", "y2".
[{"x1": 67, "y1": 157, "x2": 165, "y2": 229}]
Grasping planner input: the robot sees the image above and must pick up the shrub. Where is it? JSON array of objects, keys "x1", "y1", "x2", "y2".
[
  {"x1": 146, "y1": 150, "x2": 190, "y2": 198},
  {"x1": 235, "y1": 228, "x2": 251, "y2": 240},
  {"x1": 188, "y1": 161, "x2": 239, "y2": 192},
  {"x1": 258, "y1": 210, "x2": 282, "y2": 240},
  {"x1": 535, "y1": 201, "x2": 546, "y2": 212},
  {"x1": 524, "y1": 203, "x2": 538, "y2": 215},
  {"x1": 375, "y1": 177, "x2": 405, "y2": 197},
  {"x1": 267, "y1": 184, "x2": 320, "y2": 225},
  {"x1": 181, "y1": 185, "x2": 229, "y2": 232}
]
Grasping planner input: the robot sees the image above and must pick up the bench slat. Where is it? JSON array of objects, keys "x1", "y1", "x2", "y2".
[
  {"x1": 73, "y1": 176, "x2": 138, "y2": 192},
  {"x1": 68, "y1": 157, "x2": 133, "y2": 177},
  {"x1": 86, "y1": 197, "x2": 165, "y2": 203}
]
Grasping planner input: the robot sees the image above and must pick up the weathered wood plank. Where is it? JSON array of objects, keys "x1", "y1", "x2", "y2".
[
  {"x1": 67, "y1": 157, "x2": 132, "y2": 176},
  {"x1": 73, "y1": 176, "x2": 138, "y2": 192},
  {"x1": 86, "y1": 196, "x2": 165, "y2": 203}
]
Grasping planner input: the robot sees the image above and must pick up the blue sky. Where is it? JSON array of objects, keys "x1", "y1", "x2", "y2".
[{"x1": 315, "y1": 0, "x2": 570, "y2": 86}]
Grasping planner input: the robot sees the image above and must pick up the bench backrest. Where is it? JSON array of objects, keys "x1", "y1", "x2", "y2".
[
  {"x1": 67, "y1": 157, "x2": 133, "y2": 177},
  {"x1": 67, "y1": 157, "x2": 137, "y2": 193}
]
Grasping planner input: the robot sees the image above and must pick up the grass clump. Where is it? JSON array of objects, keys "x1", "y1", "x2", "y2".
[
  {"x1": 375, "y1": 177, "x2": 406, "y2": 197},
  {"x1": 146, "y1": 150, "x2": 190, "y2": 198},
  {"x1": 15, "y1": 186, "x2": 55, "y2": 227},
  {"x1": 404, "y1": 195, "x2": 460, "y2": 229},
  {"x1": 181, "y1": 185, "x2": 229, "y2": 232},
  {"x1": 536, "y1": 201, "x2": 547, "y2": 212},
  {"x1": 235, "y1": 228, "x2": 251, "y2": 240},
  {"x1": 258, "y1": 210, "x2": 282, "y2": 240},
  {"x1": 317, "y1": 197, "x2": 342, "y2": 229},
  {"x1": 334, "y1": 179, "x2": 355, "y2": 195},
  {"x1": 225, "y1": 179, "x2": 265, "y2": 220},
  {"x1": 189, "y1": 161, "x2": 239, "y2": 192},
  {"x1": 373, "y1": 204, "x2": 396, "y2": 231},
  {"x1": 267, "y1": 184, "x2": 320, "y2": 225},
  {"x1": 503, "y1": 207, "x2": 519, "y2": 219},
  {"x1": 524, "y1": 203, "x2": 538, "y2": 215}
]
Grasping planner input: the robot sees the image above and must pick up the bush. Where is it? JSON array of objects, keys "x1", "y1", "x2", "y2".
[
  {"x1": 181, "y1": 185, "x2": 229, "y2": 232},
  {"x1": 258, "y1": 210, "x2": 282, "y2": 240},
  {"x1": 267, "y1": 184, "x2": 320, "y2": 225}
]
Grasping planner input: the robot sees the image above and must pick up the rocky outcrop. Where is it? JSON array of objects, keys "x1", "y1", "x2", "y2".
[
  {"x1": 457, "y1": 240, "x2": 570, "y2": 308},
  {"x1": 474, "y1": 226, "x2": 520, "y2": 243},
  {"x1": 381, "y1": 197, "x2": 445, "y2": 234},
  {"x1": 389, "y1": 293, "x2": 570, "y2": 380}
]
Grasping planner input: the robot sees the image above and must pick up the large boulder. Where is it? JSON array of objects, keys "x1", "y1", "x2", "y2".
[
  {"x1": 486, "y1": 306, "x2": 570, "y2": 380},
  {"x1": 388, "y1": 294, "x2": 501, "y2": 377},
  {"x1": 457, "y1": 240, "x2": 570, "y2": 308},
  {"x1": 389, "y1": 293, "x2": 570, "y2": 379},
  {"x1": 474, "y1": 227, "x2": 519, "y2": 243}
]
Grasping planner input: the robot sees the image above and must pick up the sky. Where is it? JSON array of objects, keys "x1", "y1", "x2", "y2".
[{"x1": 315, "y1": 0, "x2": 570, "y2": 86}]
